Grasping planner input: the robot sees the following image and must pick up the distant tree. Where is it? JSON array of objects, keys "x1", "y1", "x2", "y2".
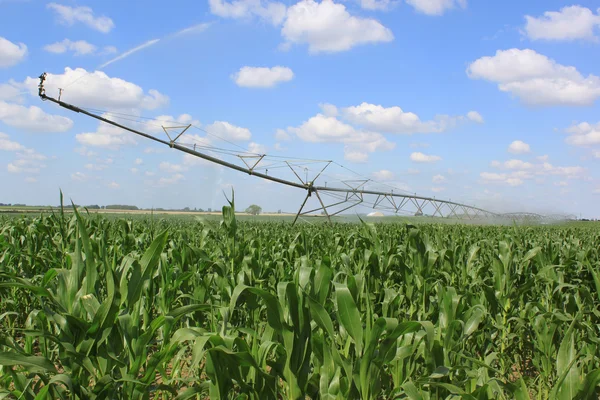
[
  {"x1": 86, "y1": 205, "x2": 100, "y2": 209},
  {"x1": 105, "y1": 205, "x2": 139, "y2": 210},
  {"x1": 245, "y1": 204, "x2": 262, "y2": 215},
  {"x1": 208, "y1": 208, "x2": 212, "y2": 213},
  {"x1": 183, "y1": 207, "x2": 190, "y2": 211},
  {"x1": 278, "y1": 209, "x2": 281, "y2": 214}
]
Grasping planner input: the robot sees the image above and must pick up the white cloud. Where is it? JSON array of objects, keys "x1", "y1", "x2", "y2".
[
  {"x1": 481, "y1": 158, "x2": 585, "y2": 187},
  {"x1": 373, "y1": 169, "x2": 394, "y2": 180},
  {"x1": 537, "y1": 154, "x2": 549, "y2": 161},
  {"x1": 0, "y1": 132, "x2": 25, "y2": 151},
  {"x1": 107, "y1": 182, "x2": 119, "y2": 189},
  {"x1": 431, "y1": 186, "x2": 445, "y2": 193},
  {"x1": 275, "y1": 129, "x2": 291, "y2": 141},
  {"x1": 554, "y1": 181, "x2": 568, "y2": 187},
  {"x1": 158, "y1": 173, "x2": 185, "y2": 186},
  {"x1": 23, "y1": 68, "x2": 168, "y2": 110},
  {"x1": 85, "y1": 163, "x2": 108, "y2": 171},
  {"x1": 248, "y1": 142, "x2": 267, "y2": 154},
  {"x1": 508, "y1": 140, "x2": 530, "y2": 154},
  {"x1": 99, "y1": 39, "x2": 160, "y2": 69},
  {"x1": 466, "y1": 111, "x2": 484, "y2": 123},
  {"x1": 406, "y1": 0, "x2": 467, "y2": 16},
  {"x1": 44, "y1": 39, "x2": 97, "y2": 56},
  {"x1": 410, "y1": 152, "x2": 441, "y2": 163},
  {"x1": 467, "y1": 48, "x2": 600, "y2": 106},
  {"x1": 344, "y1": 149, "x2": 369, "y2": 163},
  {"x1": 480, "y1": 172, "x2": 524, "y2": 186},
  {"x1": 47, "y1": 3, "x2": 114, "y2": 33},
  {"x1": 319, "y1": 103, "x2": 338, "y2": 117},
  {"x1": 74, "y1": 146, "x2": 96, "y2": 157},
  {"x1": 233, "y1": 66, "x2": 294, "y2": 88},
  {"x1": 0, "y1": 81, "x2": 23, "y2": 101},
  {"x1": 130, "y1": 167, "x2": 139, "y2": 174},
  {"x1": 0, "y1": 101, "x2": 73, "y2": 132},
  {"x1": 209, "y1": 0, "x2": 287, "y2": 25},
  {"x1": 342, "y1": 102, "x2": 472, "y2": 134},
  {"x1": 492, "y1": 159, "x2": 533, "y2": 170},
  {"x1": 565, "y1": 121, "x2": 600, "y2": 146},
  {"x1": 432, "y1": 174, "x2": 445, "y2": 183},
  {"x1": 25, "y1": 177, "x2": 37, "y2": 183},
  {"x1": 359, "y1": 0, "x2": 392, "y2": 11},
  {"x1": 524, "y1": 6, "x2": 600, "y2": 42},
  {"x1": 145, "y1": 171, "x2": 155, "y2": 177},
  {"x1": 142, "y1": 114, "x2": 199, "y2": 135},
  {"x1": 135, "y1": 158, "x2": 143, "y2": 165},
  {"x1": 204, "y1": 121, "x2": 251, "y2": 141},
  {"x1": 76, "y1": 120, "x2": 136, "y2": 149},
  {"x1": 281, "y1": 0, "x2": 393, "y2": 53},
  {"x1": 71, "y1": 172, "x2": 87, "y2": 181},
  {"x1": 406, "y1": 168, "x2": 420, "y2": 175},
  {"x1": 286, "y1": 113, "x2": 395, "y2": 162},
  {"x1": 159, "y1": 162, "x2": 188, "y2": 173},
  {"x1": 274, "y1": 142, "x2": 286, "y2": 151},
  {"x1": 0, "y1": 36, "x2": 27, "y2": 68}
]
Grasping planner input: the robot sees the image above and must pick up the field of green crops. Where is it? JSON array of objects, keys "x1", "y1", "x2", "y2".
[{"x1": 1, "y1": 197, "x2": 599, "y2": 399}]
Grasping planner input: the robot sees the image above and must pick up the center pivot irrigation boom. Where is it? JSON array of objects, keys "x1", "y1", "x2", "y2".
[{"x1": 38, "y1": 72, "x2": 556, "y2": 224}]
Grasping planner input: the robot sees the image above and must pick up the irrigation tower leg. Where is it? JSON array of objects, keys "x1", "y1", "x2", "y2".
[
  {"x1": 293, "y1": 191, "x2": 311, "y2": 225},
  {"x1": 314, "y1": 190, "x2": 332, "y2": 224}
]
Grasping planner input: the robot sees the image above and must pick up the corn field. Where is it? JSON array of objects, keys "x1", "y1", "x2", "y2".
[{"x1": 1, "y1": 196, "x2": 599, "y2": 399}]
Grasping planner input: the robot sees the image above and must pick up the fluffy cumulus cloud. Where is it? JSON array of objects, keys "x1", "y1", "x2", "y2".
[
  {"x1": 158, "y1": 173, "x2": 185, "y2": 186},
  {"x1": 232, "y1": 66, "x2": 294, "y2": 88},
  {"x1": 410, "y1": 152, "x2": 441, "y2": 163},
  {"x1": 2, "y1": 135, "x2": 48, "y2": 175},
  {"x1": 285, "y1": 113, "x2": 394, "y2": 162},
  {"x1": 204, "y1": 121, "x2": 252, "y2": 141},
  {"x1": 481, "y1": 156, "x2": 585, "y2": 187},
  {"x1": 209, "y1": 0, "x2": 287, "y2": 25},
  {"x1": 432, "y1": 174, "x2": 445, "y2": 183},
  {"x1": 406, "y1": 0, "x2": 467, "y2": 16},
  {"x1": 466, "y1": 111, "x2": 484, "y2": 123},
  {"x1": 47, "y1": 3, "x2": 115, "y2": 33},
  {"x1": 0, "y1": 36, "x2": 27, "y2": 68},
  {"x1": 524, "y1": 6, "x2": 600, "y2": 41},
  {"x1": 467, "y1": 49, "x2": 600, "y2": 106},
  {"x1": 23, "y1": 68, "x2": 169, "y2": 110},
  {"x1": 341, "y1": 102, "x2": 478, "y2": 134},
  {"x1": 76, "y1": 119, "x2": 137, "y2": 149},
  {"x1": 344, "y1": 150, "x2": 369, "y2": 163},
  {"x1": 491, "y1": 159, "x2": 533, "y2": 170},
  {"x1": 359, "y1": 0, "x2": 392, "y2": 11},
  {"x1": 248, "y1": 142, "x2": 267, "y2": 154},
  {"x1": 142, "y1": 114, "x2": 199, "y2": 135},
  {"x1": 373, "y1": 169, "x2": 394, "y2": 180},
  {"x1": 281, "y1": 0, "x2": 393, "y2": 53},
  {"x1": 159, "y1": 162, "x2": 188, "y2": 173},
  {"x1": 44, "y1": 39, "x2": 117, "y2": 56},
  {"x1": 0, "y1": 132, "x2": 25, "y2": 152},
  {"x1": 508, "y1": 140, "x2": 530, "y2": 154},
  {"x1": 565, "y1": 121, "x2": 600, "y2": 147},
  {"x1": 0, "y1": 101, "x2": 73, "y2": 132}
]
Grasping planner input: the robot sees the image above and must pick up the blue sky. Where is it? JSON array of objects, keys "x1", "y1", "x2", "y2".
[{"x1": 1, "y1": 0, "x2": 599, "y2": 217}]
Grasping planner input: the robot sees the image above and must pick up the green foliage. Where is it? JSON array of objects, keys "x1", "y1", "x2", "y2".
[
  {"x1": 0, "y1": 206, "x2": 599, "y2": 399},
  {"x1": 245, "y1": 204, "x2": 262, "y2": 215}
]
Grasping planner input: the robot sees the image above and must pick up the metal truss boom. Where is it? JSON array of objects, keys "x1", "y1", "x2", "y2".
[{"x1": 37, "y1": 72, "x2": 572, "y2": 224}]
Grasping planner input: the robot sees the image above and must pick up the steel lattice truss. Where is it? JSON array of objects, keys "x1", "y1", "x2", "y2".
[{"x1": 38, "y1": 73, "x2": 575, "y2": 224}]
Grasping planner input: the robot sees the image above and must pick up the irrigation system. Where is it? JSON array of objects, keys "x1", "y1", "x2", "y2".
[{"x1": 38, "y1": 72, "x2": 575, "y2": 224}]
